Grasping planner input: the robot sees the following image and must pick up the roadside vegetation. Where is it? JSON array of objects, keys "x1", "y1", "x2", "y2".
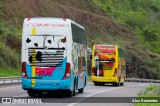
[
  {"x1": 0, "y1": 15, "x2": 21, "y2": 76},
  {"x1": 93, "y1": 0, "x2": 160, "y2": 78},
  {"x1": 135, "y1": 84, "x2": 160, "y2": 106},
  {"x1": 0, "y1": 0, "x2": 159, "y2": 77},
  {"x1": 93, "y1": 0, "x2": 160, "y2": 54},
  {"x1": 0, "y1": 41, "x2": 20, "y2": 77},
  {"x1": 0, "y1": 68, "x2": 20, "y2": 77}
]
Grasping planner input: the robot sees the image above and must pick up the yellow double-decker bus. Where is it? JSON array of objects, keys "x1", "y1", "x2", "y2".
[{"x1": 91, "y1": 44, "x2": 126, "y2": 86}]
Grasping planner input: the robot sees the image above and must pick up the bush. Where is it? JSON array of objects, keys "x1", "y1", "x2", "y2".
[
  {"x1": 0, "y1": 46, "x2": 20, "y2": 68},
  {"x1": 124, "y1": 11, "x2": 148, "y2": 29},
  {"x1": 0, "y1": 23, "x2": 4, "y2": 35},
  {"x1": 142, "y1": 27, "x2": 158, "y2": 41}
]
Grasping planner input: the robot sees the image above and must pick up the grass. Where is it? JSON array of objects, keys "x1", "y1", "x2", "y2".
[
  {"x1": 134, "y1": 85, "x2": 160, "y2": 106},
  {"x1": 93, "y1": 0, "x2": 160, "y2": 54},
  {"x1": 0, "y1": 0, "x2": 159, "y2": 78},
  {"x1": 93, "y1": 0, "x2": 160, "y2": 79},
  {"x1": 0, "y1": 68, "x2": 20, "y2": 77}
]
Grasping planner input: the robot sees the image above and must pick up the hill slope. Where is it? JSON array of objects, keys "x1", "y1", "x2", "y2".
[
  {"x1": 0, "y1": 0, "x2": 159, "y2": 79},
  {"x1": 93, "y1": 0, "x2": 160, "y2": 54}
]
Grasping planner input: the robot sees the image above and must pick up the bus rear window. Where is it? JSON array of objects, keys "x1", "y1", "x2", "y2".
[{"x1": 99, "y1": 61, "x2": 114, "y2": 70}]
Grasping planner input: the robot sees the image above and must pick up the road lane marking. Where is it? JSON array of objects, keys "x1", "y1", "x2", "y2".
[
  {"x1": 67, "y1": 87, "x2": 121, "y2": 106},
  {"x1": 67, "y1": 83, "x2": 151, "y2": 106},
  {"x1": 0, "y1": 86, "x2": 21, "y2": 90},
  {"x1": 14, "y1": 94, "x2": 28, "y2": 97}
]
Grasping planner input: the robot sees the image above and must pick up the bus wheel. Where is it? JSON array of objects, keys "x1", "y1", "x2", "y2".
[
  {"x1": 73, "y1": 82, "x2": 76, "y2": 96},
  {"x1": 116, "y1": 82, "x2": 120, "y2": 86},
  {"x1": 37, "y1": 91, "x2": 43, "y2": 97},
  {"x1": 99, "y1": 82, "x2": 104, "y2": 86},
  {"x1": 120, "y1": 83, "x2": 124, "y2": 86},
  {"x1": 113, "y1": 82, "x2": 119, "y2": 87},
  {"x1": 78, "y1": 88, "x2": 84, "y2": 93},
  {"x1": 94, "y1": 82, "x2": 98, "y2": 86},
  {"x1": 67, "y1": 90, "x2": 73, "y2": 97},
  {"x1": 84, "y1": 77, "x2": 87, "y2": 87},
  {"x1": 99, "y1": 83, "x2": 102, "y2": 86},
  {"x1": 101, "y1": 83, "x2": 105, "y2": 86},
  {"x1": 27, "y1": 90, "x2": 35, "y2": 97}
]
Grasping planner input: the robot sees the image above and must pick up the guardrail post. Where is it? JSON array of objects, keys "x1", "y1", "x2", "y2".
[{"x1": 11, "y1": 78, "x2": 12, "y2": 84}]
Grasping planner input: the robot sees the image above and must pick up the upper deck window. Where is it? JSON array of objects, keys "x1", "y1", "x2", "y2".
[{"x1": 71, "y1": 23, "x2": 86, "y2": 45}]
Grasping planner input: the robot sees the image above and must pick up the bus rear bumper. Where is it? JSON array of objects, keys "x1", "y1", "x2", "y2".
[
  {"x1": 91, "y1": 76, "x2": 118, "y2": 83},
  {"x1": 21, "y1": 77, "x2": 71, "y2": 91}
]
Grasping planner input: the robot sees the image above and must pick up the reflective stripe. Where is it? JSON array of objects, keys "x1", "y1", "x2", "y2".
[{"x1": 31, "y1": 28, "x2": 36, "y2": 87}]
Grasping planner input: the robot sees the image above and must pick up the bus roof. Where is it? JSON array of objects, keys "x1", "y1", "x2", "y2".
[
  {"x1": 70, "y1": 20, "x2": 85, "y2": 30},
  {"x1": 95, "y1": 44, "x2": 126, "y2": 50},
  {"x1": 24, "y1": 17, "x2": 85, "y2": 30},
  {"x1": 95, "y1": 44, "x2": 114, "y2": 46}
]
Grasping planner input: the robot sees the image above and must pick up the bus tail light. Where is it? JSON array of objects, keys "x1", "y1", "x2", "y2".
[
  {"x1": 22, "y1": 62, "x2": 28, "y2": 79},
  {"x1": 99, "y1": 70, "x2": 102, "y2": 75},
  {"x1": 113, "y1": 68, "x2": 117, "y2": 76},
  {"x1": 62, "y1": 62, "x2": 71, "y2": 80}
]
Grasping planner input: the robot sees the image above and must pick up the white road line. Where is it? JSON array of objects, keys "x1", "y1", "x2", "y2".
[
  {"x1": 67, "y1": 87, "x2": 121, "y2": 106},
  {"x1": 67, "y1": 83, "x2": 151, "y2": 106},
  {"x1": 0, "y1": 85, "x2": 21, "y2": 90},
  {"x1": 14, "y1": 94, "x2": 28, "y2": 97}
]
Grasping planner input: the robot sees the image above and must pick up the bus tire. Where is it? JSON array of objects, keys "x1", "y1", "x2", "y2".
[
  {"x1": 120, "y1": 83, "x2": 124, "y2": 86},
  {"x1": 101, "y1": 82, "x2": 105, "y2": 86},
  {"x1": 117, "y1": 82, "x2": 120, "y2": 86},
  {"x1": 113, "y1": 82, "x2": 119, "y2": 87},
  {"x1": 84, "y1": 77, "x2": 87, "y2": 87},
  {"x1": 73, "y1": 82, "x2": 76, "y2": 96},
  {"x1": 94, "y1": 82, "x2": 98, "y2": 86},
  {"x1": 99, "y1": 82, "x2": 104, "y2": 86},
  {"x1": 67, "y1": 90, "x2": 73, "y2": 97},
  {"x1": 27, "y1": 90, "x2": 35, "y2": 97},
  {"x1": 78, "y1": 88, "x2": 84, "y2": 93},
  {"x1": 37, "y1": 91, "x2": 43, "y2": 97}
]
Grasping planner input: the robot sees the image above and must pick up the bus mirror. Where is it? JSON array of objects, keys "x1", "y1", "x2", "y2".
[{"x1": 90, "y1": 54, "x2": 92, "y2": 59}]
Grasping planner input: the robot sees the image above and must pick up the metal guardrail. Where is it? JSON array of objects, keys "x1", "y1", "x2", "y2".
[
  {"x1": 0, "y1": 76, "x2": 21, "y2": 85},
  {"x1": 0, "y1": 77, "x2": 160, "y2": 85},
  {"x1": 126, "y1": 78, "x2": 160, "y2": 83}
]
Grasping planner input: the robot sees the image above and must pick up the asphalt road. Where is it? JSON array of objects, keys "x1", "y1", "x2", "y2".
[{"x1": 0, "y1": 82, "x2": 153, "y2": 106}]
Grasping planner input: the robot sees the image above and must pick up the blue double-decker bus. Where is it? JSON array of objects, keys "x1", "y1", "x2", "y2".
[{"x1": 21, "y1": 18, "x2": 88, "y2": 97}]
